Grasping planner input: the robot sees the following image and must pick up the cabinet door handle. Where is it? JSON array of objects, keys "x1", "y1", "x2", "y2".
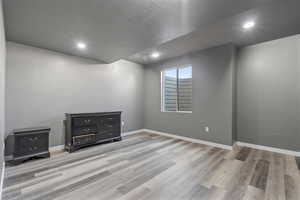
[{"x1": 84, "y1": 119, "x2": 91, "y2": 123}]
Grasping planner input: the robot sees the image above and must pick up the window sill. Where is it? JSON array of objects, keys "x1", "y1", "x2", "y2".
[{"x1": 161, "y1": 111, "x2": 192, "y2": 114}]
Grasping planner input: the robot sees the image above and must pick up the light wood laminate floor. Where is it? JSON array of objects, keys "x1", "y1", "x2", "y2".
[{"x1": 3, "y1": 132, "x2": 300, "y2": 200}]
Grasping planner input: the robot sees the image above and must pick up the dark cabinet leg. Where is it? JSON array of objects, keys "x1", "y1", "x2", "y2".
[
  {"x1": 8, "y1": 159, "x2": 25, "y2": 165},
  {"x1": 39, "y1": 152, "x2": 50, "y2": 158},
  {"x1": 68, "y1": 146, "x2": 77, "y2": 153}
]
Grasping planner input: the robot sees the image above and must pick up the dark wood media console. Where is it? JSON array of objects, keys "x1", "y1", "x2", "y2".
[{"x1": 64, "y1": 112, "x2": 122, "y2": 152}]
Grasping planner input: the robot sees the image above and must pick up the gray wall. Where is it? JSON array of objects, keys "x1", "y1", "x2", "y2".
[
  {"x1": 5, "y1": 42, "x2": 144, "y2": 147},
  {"x1": 144, "y1": 44, "x2": 236, "y2": 146},
  {"x1": 6, "y1": 33, "x2": 300, "y2": 152},
  {"x1": 237, "y1": 34, "x2": 300, "y2": 151},
  {"x1": 231, "y1": 47, "x2": 238, "y2": 143},
  {"x1": 0, "y1": 0, "x2": 6, "y2": 189}
]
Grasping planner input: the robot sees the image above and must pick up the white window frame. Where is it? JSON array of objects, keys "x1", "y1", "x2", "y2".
[{"x1": 161, "y1": 65, "x2": 192, "y2": 114}]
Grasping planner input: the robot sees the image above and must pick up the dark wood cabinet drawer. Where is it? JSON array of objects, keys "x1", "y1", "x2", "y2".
[
  {"x1": 73, "y1": 117, "x2": 97, "y2": 127},
  {"x1": 73, "y1": 134, "x2": 96, "y2": 146},
  {"x1": 19, "y1": 144, "x2": 39, "y2": 156},
  {"x1": 73, "y1": 126, "x2": 98, "y2": 136},
  {"x1": 102, "y1": 124, "x2": 120, "y2": 131},
  {"x1": 102, "y1": 116, "x2": 119, "y2": 123},
  {"x1": 99, "y1": 126, "x2": 120, "y2": 134},
  {"x1": 95, "y1": 130, "x2": 119, "y2": 141},
  {"x1": 101, "y1": 116, "x2": 120, "y2": 128},
  {"x1": 15, "y1": 133, "x2": 49, "y2": 157},
  {"x1": 106, "y1": 131, "x2": 120, "y2": 138}
]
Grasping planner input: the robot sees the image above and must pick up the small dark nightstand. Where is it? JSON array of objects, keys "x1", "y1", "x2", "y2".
[{"x1": 5, "y1": 127, "x2": 51, "y2": 165}]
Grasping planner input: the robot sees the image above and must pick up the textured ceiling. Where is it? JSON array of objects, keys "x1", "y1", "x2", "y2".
[
  {"x1": 129, "y1": 0, "x2": 300, "y2": 64},
  {"x1": 3, "y1": 0, "x2": 279, "y2": 63}
]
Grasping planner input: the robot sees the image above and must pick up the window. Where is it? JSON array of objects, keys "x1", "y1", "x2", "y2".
[{"x1": 161, "y1": 66, "x2": 192, "y2": 112}]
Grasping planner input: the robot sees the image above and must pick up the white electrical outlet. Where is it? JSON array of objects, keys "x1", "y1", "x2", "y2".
[
  {"x1": 205, "y1": 126, "x2": 210, "y2": 133},
  {"x1": 121, "y1": 121, "x2": 125, "y2": 126}
]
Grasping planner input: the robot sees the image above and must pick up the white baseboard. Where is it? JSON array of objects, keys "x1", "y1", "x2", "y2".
[
  {"x1": 236, "y1": 141, "x2": 300, "y2": 157},
  {"x1": 48, "y1": 131, "x2": 300, "y2": 157},
  {"x1": 143, "y1": 129, "x2": 233, "y2": 150},
  {"x1": 0, "y1": 162, "x2": 4, "y2": 200},
  {"x1": 45, "y1": 131, "x2": 300, "y2": 158},
  {"x1": 122, "y1": 129, "x2": 146, "y2": 136},
  {"x1": 49, "y1": 145, "x2": 65, "y2": 153},
  {"x1": 48, "y1": 129, "x2": 146, "y2": 153}
]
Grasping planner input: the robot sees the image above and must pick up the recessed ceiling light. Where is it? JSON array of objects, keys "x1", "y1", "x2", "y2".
[
  {"x1": 151, "y1": 52, "x2": 160, "y2": 58},
  {"x1": 77, "y1": 42, "x2": 87, "y2": 50},
  {"x1": 243, "y1": 21, "x2": 255, "y2": 29}
]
